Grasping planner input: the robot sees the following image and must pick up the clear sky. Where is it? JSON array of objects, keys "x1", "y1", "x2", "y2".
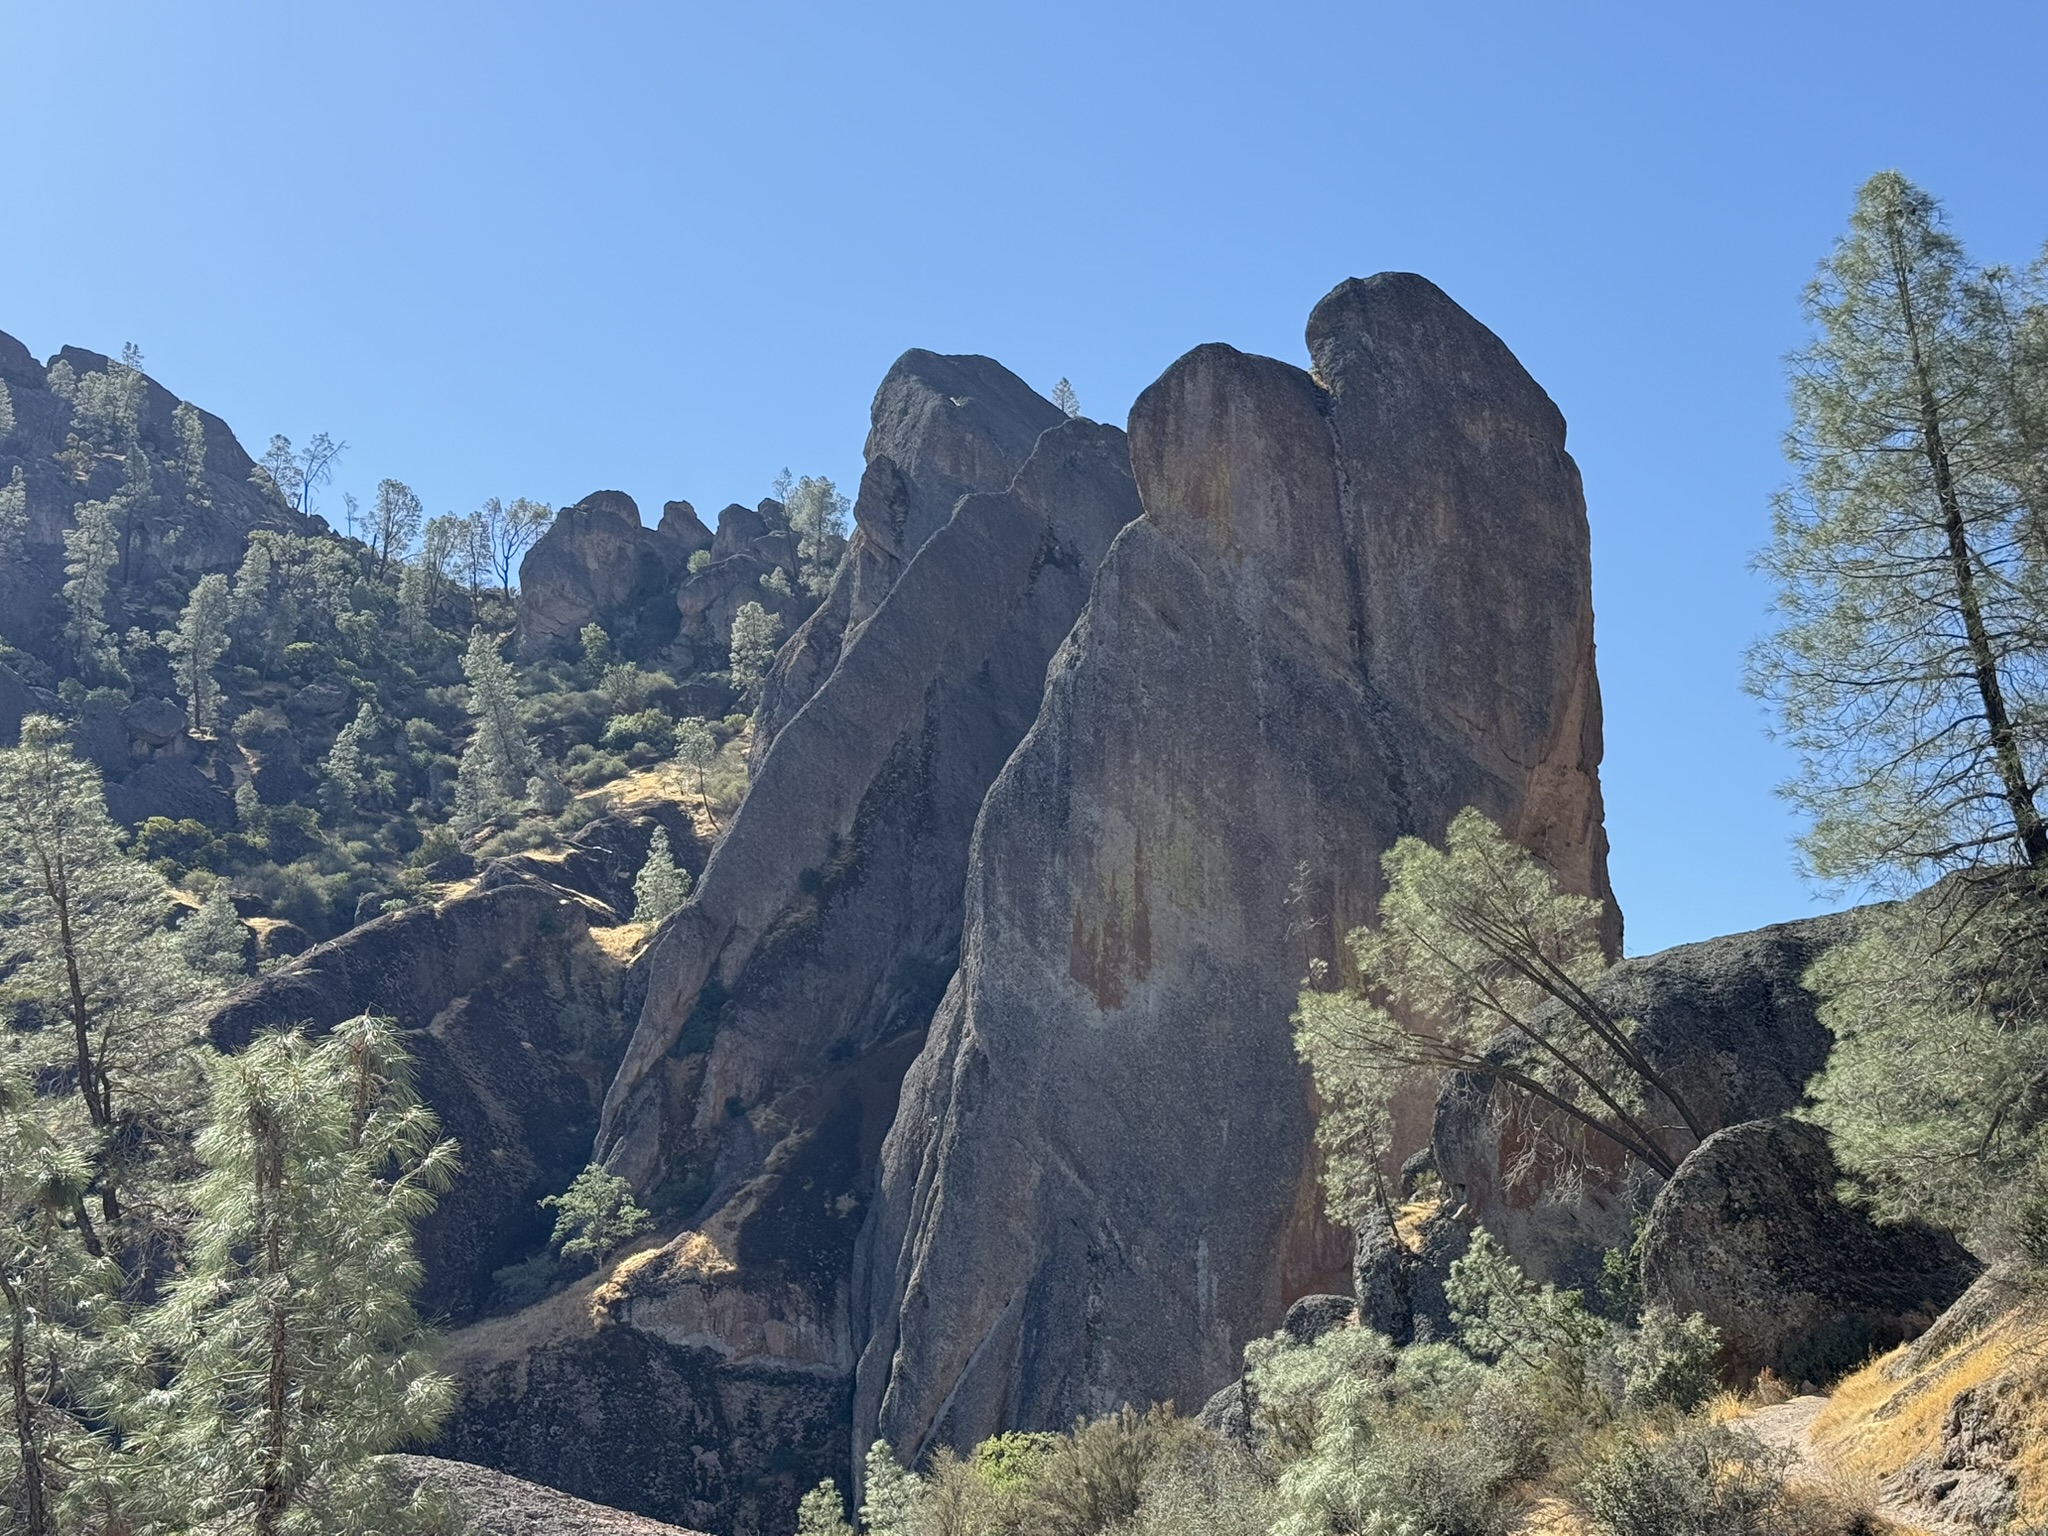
[{"x1": 4, "y1": 1, "x2": 2045, "y2": 955}]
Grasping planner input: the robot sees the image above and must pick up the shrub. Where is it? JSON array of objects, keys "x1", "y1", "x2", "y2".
[
  {"x1": 540, "y1": 1163, "x2": 652, "y2": 1268},
  {"x1": 603, "y1": 708, "x2": 676, "y2": 756},
  {"x1": 1618, "y1": 1307, "x2": 1721, "y2": 1411},
  {"x1": 1577, "y1": 1424, "x2": 1792, "y2": 1536},
  {"x1": 1022, "y1": 1405, "x2": 1195, "y2": 1536}
]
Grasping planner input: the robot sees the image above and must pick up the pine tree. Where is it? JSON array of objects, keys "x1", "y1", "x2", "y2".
[
  {"x1": 784, "y1": 476, "x2": 850, "y2": 595},
  {"x1": 1051, "y1": 377, "x2": 1081, "y2": 419},
  {"x1": 0, "y1": 378, "x2": 14, "y2": 442},
  {"x1": 672, "y1": 718, "x2": 719, "y2": 824},
  {"x1": 795, "y1": 1480, "x2": 856, "y2": 1536},
  {"x1": 183, "y1": 881, "x2": 251, "y2": 980},
  {"x1": 1295, "y1": 808, "x2": 1696, "y2": 1222},
  {"x1": 452, "y1": 629, "x2": 534, "y2": 835},
  {"x1": 1748, "y1": 171, "x2": 2048, "y2": 884},
  {"x1": 0, "y1": 718, "x2": 209, "y2": 1218},
  {"x1": 152, "y1": 1015, "x2": 458, "y2": 1536},
  {"x1": 0, "y1": 466, "x2": 25, "y2": 562},
  {"x1": 632, "y1": 827, "x2": 692, "y2": 924},
  {"x1": 860, "y1": 1440, "x2": 925, "y2": 1536},
  {"x1": 322, "y1": 703, "x2": 374, "y2": 822},
  {"x1": 61, "y1": 500, "x2": 120, "y2": 679},
  {"x1": 728, "y1": 601, "x2": 782, "y2": 706},
  {"x1": 172, "y1": 401, "x2": 209, "y2": 492},
  {"x1": 168, "y1": 572, "x2": 232, "y2": 734},
  {"x1": 367, "y1": 479, "x2": 424, "y2": 578},
  {"x1": 0, "y1": 1072, "x2": 128, "y2": 1536}
]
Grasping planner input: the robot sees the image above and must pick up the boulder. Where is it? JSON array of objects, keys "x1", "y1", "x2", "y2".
[
  {"x1": 203, "y1": 873, "x2": 645, "y2": 1321},
  {"x1": 103, "y1": 756, "x2": 235, "y2": 829},
  {"x1": 750, "y1": 351, "x2": 1065, "y2": 769},
  {"x1": 1639, "y1": 1117, "x2": 1980, "y2": 1383},
  {"x1": 709, "y1": 502, "x2": 769, "y2": 559},
  {"x1": 283, "y1": 679, "x2": 352, "y2": 723},
  {"x1": 487, "y1": 803, "x2": 707, "y2": 918},
  {"x1": 514, "y1": 491, "x2": 690, "y2": 661},
  {"x1": 854, "y1": 274, "x2": 1612, "y2": 1467},
  {"x1": 121, "y1": 695, "x2": 188, "y2": 746},
  {"x1": 384, "y1": 1456, "x2": 712, "y2": 1536},
  {"x1": 658, "y1": 499, "x2": 715, "y2": 554},
  {"x1": 1433, "y1": 911, "x2": 1857, "y2": 1291},
  {"x1": 669, "y1": 514, "x2": 812, "y2": 677}
]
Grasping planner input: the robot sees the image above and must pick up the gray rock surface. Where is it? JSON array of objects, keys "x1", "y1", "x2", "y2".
[
  {"x1": 514, "y1": 491, "x2": 691, "y2": 661},
  {"x1": 102, "y1": 757, "x2": 234, "y2": 828},
  {"x1": 203, "y1": 873, "x2": 647, "y2": 1321},
  {"x1": 1639, "y1": 1116, "x2": 1979, "y2": 1382},
  {"x1": 749, "y1": 351, "x2": 1065, "y2": 769},
  {"x1": 598, "y1": 417, "x2": 1142, "y2": 1207},
  {"x1": 385, "y1": 1456, "x2": 712, "y2": 1536},
  {"x1": 854, "y1": 274, "x2": 1612, "y2": 1468},
  {"x1": 1434, "y1": 911, "x2": 1857, "y2": 1291},
  {"x1": 668, "y1": 503, "x2": 812, "y2": 677}
]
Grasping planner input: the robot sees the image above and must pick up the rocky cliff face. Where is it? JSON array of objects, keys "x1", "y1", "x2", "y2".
[
  {"x1": 749, "y1": 351, "x2": 1066, "y2": 768},
  {"x1": 853, "y1": 274, "x2": 1612, "y2": 1467},
  {"x1": 446, "y1": 370, "x2": 1135, "y2": 1535}
]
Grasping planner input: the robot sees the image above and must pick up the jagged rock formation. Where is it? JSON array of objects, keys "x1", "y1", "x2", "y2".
[
  {"x1": 1433, "y1": 911, "x2": 1856, "y2": 1292},
  {"x1": 0, "y1": 330, "x2": 306, "y2": 679},
  {"x1": 854, "y1": 274, "x2": 1612, "y2": 1467},
  {"x1": 749, "y1": 351, "x2": 1066, "y2": 768},
  {"x1": 514, "y1": 491, "x2": 699, "y2": 661},
  {"x1": 1640, "y1": 1117, "x2": 1979, "y2": 1382},
  {"x1": 670, "y1": 501, "x2": 813, "y2": 677},
  {"x1": 202, "y1": 865, "x2": 679, "y2": 1320}
]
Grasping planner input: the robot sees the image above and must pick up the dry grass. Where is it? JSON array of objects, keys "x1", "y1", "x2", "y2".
[
  {"x1": 587, "y1": 921, "x2": 653, "y2": 961},
  {"x1": 1393, "y1": 1193, "x2": 1444, "y2": 1252},
  {"x1": 589, "y1": 1228, "x2": 736, "y2": 1318},
  {"x1": 1813, "y1": 1294, "x2": 2048, "y2": 1524}
]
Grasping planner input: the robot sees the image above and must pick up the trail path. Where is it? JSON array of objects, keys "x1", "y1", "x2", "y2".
[{"x1": 1735, "y1": 1395, "x2": 1961, "y2": 1536}]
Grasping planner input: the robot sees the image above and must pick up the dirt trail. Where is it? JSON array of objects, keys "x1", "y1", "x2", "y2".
[{"x1": 1736, "y1": 1395, "x2": 1960, "y2": 1536}]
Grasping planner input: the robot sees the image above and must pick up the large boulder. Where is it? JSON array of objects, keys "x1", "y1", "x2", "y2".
[
  {"x1": 1639, "y1": 1117, "x2": 1980, "y2": 1383},
  {"x1": 854, "y1": 274, "x2": 1613, "y2": 1467},
  {"x1": 1433, "y1": 912, "x2": 1857, "y2": 1290},
  {"x1": 750, "y1": 351, "x2": 1065, "y2": 768},
  {"x1": 514, "y1": 490, "x2": 691, "y2": 661},
  {"x1": 202, "y1": 873, "x2": 647, "y2": 1322},
  {"x1": 386, "y1": 1456, "x2": 712, "y2": 1536}
]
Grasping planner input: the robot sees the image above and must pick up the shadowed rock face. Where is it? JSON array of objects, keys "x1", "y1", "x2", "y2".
[
  {"x1": 750, "y1": 351, "x2": 1066, "y2": 768},
  {"x1": 853, "y1": 274, "x2": 1612, "y2": 1466},
  {"x1": 203, "y1": 872, "x2": 655, "y2": 1322}
]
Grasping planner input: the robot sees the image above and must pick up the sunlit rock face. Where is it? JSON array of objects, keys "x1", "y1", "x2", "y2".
[{"x1": 854, "y1": 273, "x2": 1613, "y2": 1467}]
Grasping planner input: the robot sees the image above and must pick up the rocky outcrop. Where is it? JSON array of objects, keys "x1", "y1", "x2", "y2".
[
  {"x1": 597, "y1": 415, "x2": 1141, "y2": 1206},
  {"x1": 514, "y1": 491, "x2": 695, "y2": 661},
  {"x1": 386, "y1": 1456, "x2": 713, "y2": 1536},
  {"x1": 668, "y1": 502, "x2": 813, "y2": 677},
  {"x1": 854, "y1": 274, "x2": 1612, "y2": 1468},
  {"x1": 0, "y1": 332, "x2": 306, "y2": 678},
  {"x1": 431, "y1": 1270, "x2": 848, "y2": 1536},
  {"x1": 1433, "y1": 911, "x2": 1856, "y2": 1291},
  {"x1": 1639, "y1": 1117, "x2": 1979, "y2": 1382},
  {"x1": 203, "y1": 872, "x2": 649, "y2": 1321},
  {"x1": 750, "y1": 351, "x2": 1066, "y2": 768}
]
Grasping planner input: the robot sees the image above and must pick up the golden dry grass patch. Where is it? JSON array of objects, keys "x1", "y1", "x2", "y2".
[{"x1": 1813, "y1": 1295, "x2": 2048, "y2": 1524}]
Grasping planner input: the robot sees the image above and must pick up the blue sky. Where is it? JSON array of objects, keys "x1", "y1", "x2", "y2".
[{"x1": 4, "y1": 1, "x2": 2045, "y2": 954}]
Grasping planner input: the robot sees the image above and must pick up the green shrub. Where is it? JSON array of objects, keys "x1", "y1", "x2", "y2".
[
  {"x1": 1578, "y1": 1423, "x2": 1793, "y2": 1536},
  {"x1": 1617, "y1": 1307, "x2": 1721, "y2": 1411},
  {"x1": 1022, "y1": 1405, "x2": 1196, "y2": 1536},
  {"x1": 603, "y1": 708, "x2": 676, "y2": 755}
]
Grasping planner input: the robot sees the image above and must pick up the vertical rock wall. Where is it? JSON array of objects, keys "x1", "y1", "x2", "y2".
[{"x1": 853, "y1": 273, "x2": 1613, "y2": 1465}]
